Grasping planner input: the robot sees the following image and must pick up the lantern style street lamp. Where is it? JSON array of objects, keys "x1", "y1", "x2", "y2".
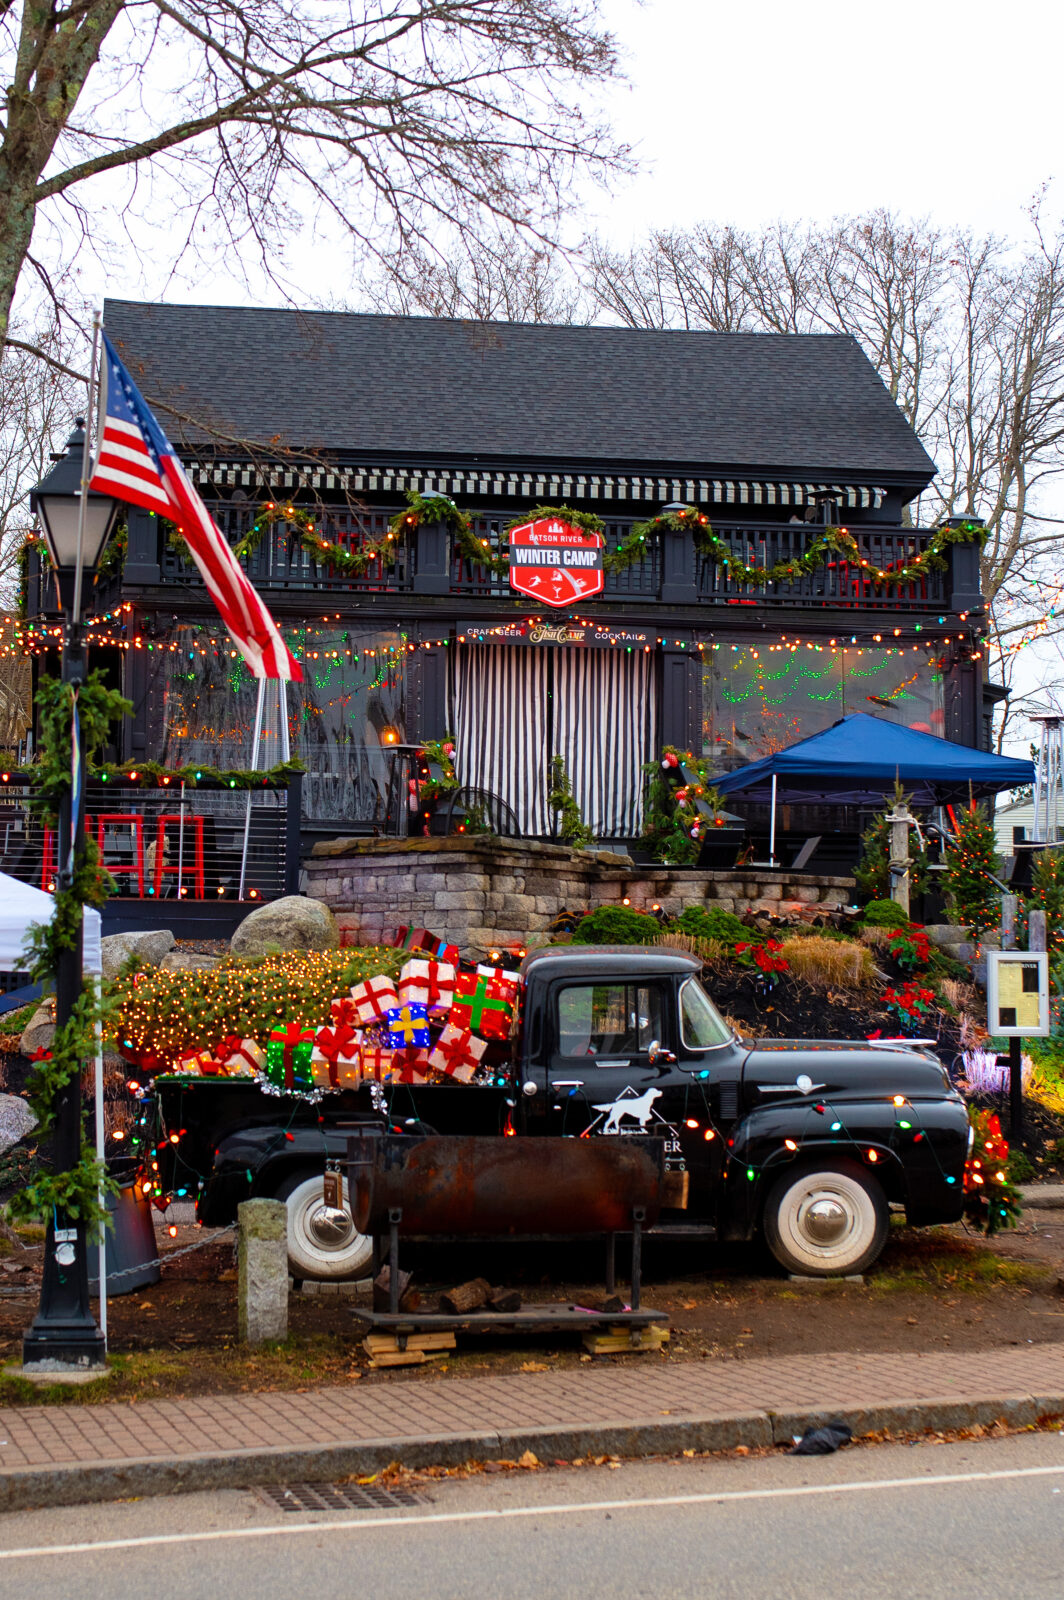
[{"x1": 21, "y1": 421, "x2": 119, "y2": 1368}]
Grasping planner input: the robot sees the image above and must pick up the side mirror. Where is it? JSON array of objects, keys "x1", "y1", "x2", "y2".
[{"x1": 647, "y1": 1040, "x2": 677, "y2": 1069}]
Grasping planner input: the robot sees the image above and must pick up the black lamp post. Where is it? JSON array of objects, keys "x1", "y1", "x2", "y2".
[{"x1": 22, "y1": 421, "x2": 120, "y2": 1368}]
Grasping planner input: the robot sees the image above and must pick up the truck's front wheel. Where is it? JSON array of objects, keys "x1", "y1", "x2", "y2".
[
  {"x1": 275, "y1": 1169, "x2": 374, "y2": 1281},
  {"x1": 763, "y1": 1164, "x2": 888, "y2": 1277}
]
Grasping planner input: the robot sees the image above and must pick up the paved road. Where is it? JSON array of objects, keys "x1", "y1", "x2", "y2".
[{"x1": 1, "y1": 1432, "x2": 1064, "y2": 1598}]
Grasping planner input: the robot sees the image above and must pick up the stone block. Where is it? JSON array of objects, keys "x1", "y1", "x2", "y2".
[
  {"x1": 757, "y1": 883, "x2": 782, "y2": 901},
  {"x1": 788, "y1": 886, "x2": 820, "y2": 904},
  {"x1": 238, "y1": 1198, "x2": 288, "y2": 1345},
  {"x1": 435, "y1": 890, "x2": 486, "y2": 911}
]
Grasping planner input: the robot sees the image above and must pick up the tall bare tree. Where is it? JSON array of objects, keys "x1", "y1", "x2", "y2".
[
  {"x1": 361, "y1": 234, "x2": 586, "y2": 323},
  {"x1": 0, "y1": 0, "x2": 628, "y2": 351},
  {"x1": 585, "y1": 209, "x2": 1064, "y2": 742}
]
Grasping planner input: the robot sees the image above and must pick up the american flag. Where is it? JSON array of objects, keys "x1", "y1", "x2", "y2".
[{"x1": 89, "y1": 333, "x2": 302, "y2": 681}]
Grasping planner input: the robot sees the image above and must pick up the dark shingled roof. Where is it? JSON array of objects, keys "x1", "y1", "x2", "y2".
[{"x1": 103, "y1": 300, "x2": 937, "y2": 485}]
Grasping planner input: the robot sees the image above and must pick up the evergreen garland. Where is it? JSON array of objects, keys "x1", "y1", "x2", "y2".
[
  {"x1": 12, "y1": 671, "x2": 130, "y2": 1224},
  {"x1": 417, "y1": 736, "x2": 460, "y2": 804},
  {"x1": 639, "y1": 746, "x2": 726, "y2": 865},
  {"x1": 548, "y1": 755, "x2": 595, "y2": 847},
  {"x1": 393, "y1": 491, "x2": 507, "y2": 573},
  {"x1": 93, "y1": 757, "x2": 306, "y2": 790},
  {"x1": 942, "y1": 801, "x2": 1001, "y2": 936}
]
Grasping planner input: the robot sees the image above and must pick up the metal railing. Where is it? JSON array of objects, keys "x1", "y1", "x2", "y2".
[
  {"x1": 0, "y1": 774, "x2": 300, "y2": 903},
  {"x1": 160, "y1": 506, "x2": 413, "y2": 593},
  {"x1": 697, "y1": 523, "x2": 948, "y2": 610}
]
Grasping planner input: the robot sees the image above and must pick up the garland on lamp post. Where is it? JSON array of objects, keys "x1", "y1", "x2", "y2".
[{"x1": 10, "y1": 671, "x2": 130, "y2": 1225}]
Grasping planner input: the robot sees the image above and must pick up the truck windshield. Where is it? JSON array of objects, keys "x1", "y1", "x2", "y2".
[{"x1": 679, "y1": 977, "x2": 735, "y2": 1050}]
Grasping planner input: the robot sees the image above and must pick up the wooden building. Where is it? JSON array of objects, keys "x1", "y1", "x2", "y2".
[{"x1": 24, "y1": 302, "x2": 989, "y2": 851}]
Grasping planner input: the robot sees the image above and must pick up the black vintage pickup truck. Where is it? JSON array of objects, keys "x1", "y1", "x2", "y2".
[{"x1": 147, "y1": 946, "x2": 972, "y2": 1280}]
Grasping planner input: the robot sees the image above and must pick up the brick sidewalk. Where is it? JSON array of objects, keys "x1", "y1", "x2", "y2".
[{"x1": 3, "y1": 1340, "x2": 1064, "y2": 1482}]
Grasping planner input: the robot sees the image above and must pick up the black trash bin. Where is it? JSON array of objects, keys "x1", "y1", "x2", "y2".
[{"x1": 87, "y1": 1175, "x2": 161, "y2": 1297}]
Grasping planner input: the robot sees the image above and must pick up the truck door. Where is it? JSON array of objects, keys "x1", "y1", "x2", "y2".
[{"x1": 545, "y1": 978, "x2": 682, "y2": 1139}]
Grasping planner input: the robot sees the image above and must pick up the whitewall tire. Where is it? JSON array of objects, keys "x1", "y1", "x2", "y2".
[
  {"x1": 275, "y1": 1169, "x2": 374, "y2": 1281},
  {"x1": 763, "y1": 1164, "x2": 888, "y2": 1277}
]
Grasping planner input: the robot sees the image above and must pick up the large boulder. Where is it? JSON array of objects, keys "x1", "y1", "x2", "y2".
[
  {"x1": 100, "y1": 929, "x2": 176, "y2": 981},
  {"x1": 160, "y1": 952, "x2": 223, "y2": 974},
  {"x1": 230, "y1": 896, "x2": 339, "y2": 959},
  {"x1": 20, "y1": 999, "x2": 56, "y2": 1057},
  {"x1": 0, "y1": 1094, "x2": 36, "y2": 1154}
]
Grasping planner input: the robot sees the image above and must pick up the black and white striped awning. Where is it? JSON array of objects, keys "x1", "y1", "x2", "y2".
[{"x1": 187, "y1": 460, "x2": 886, "y2": 512}]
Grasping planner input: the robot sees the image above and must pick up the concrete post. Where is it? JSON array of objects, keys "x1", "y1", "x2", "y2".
[
  {"x1": 238, "y1": 1199, "x2": 288, "y2": 1345},
  {"x1": 887, "y1": 802, "x2": 912, "y2": 918},
  {"x1": 1001, "y1": 894, "x2": 1017, "y2": 950}
]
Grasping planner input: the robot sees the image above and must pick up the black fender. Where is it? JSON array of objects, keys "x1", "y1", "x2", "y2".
[{"x1": 716, "y1": 1098, "x2": 965, "y2": 1240}]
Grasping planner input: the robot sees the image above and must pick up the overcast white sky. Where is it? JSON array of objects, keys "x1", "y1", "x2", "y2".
[{"x1": 589, "y1": 0, "x2": 1059, "y2": 241}]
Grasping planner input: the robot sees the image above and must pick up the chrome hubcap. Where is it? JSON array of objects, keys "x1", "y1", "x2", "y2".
[
  {"x1": 307, "y1": 1204, "x2": 354, "y2": 1248},
  {"x1": 800, "y1": 1195, "x2": 849, "y2": 1246}
]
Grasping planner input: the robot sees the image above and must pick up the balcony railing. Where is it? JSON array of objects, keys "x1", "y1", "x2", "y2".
[
  {"x1": 36, "y1": 506, "x2": 976, "y2": 618},
  {"x1": 0, "y1": 773, "x2": 302, "y2": 904},
  {"x1": 697, "y1": 523, "x2": 949, "y2": 610}
]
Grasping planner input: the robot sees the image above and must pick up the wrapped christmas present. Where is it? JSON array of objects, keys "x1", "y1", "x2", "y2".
[
  {"x1": 398, "y1": 958, "x2": 455, "y2": 1018},
  {"x1": 266, "y1": 1023, "x2": 315, "y2": 1091},
  {"x1": 395, "y1": 925, "x2": 460, "y2": 965},
  {"x1": 475, "y1": 964, "x2": 520, "y2": 1003},
  {"x1": 216, "y1": 1036, "x2": 265, "y2": 1077},
  {"x1": 311, "y1": 1022, "x2": 362, "y2": 1090},
  {"x1": 350, "y1": 973, "x2": 400, "y2": 1026},
  {"x1": 174, "y1": 1048, "x2": 220, "y2": 1077},
  {"x1": 360, "y1": 1043, "x2": 397, "y2": 1083},
  {"x1": 385, "y1": 1001, "x2": 431, "y2": 1050},
  {"x1": 329, "y1": 995, "x2": 360, "y2": 1029},
  {"x1": 449, "y1": 973, "x2": 514, "y2": 1040},
  {"x1": 389, "y1": 1046, "x2": 433, "y2": 1084},
  {"x1": 428, "y1": 1022, "x2": 487, "y2": 1084}
]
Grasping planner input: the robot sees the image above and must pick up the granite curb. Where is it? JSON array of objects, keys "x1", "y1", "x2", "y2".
[{"x1": 1, "y1": 1391, "x2": 1062, "y2": 1514}]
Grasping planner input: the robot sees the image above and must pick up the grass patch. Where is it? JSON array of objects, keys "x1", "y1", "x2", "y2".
[
  {"x1": 778, "y1": 935, "x2": 873, "y2": 990},
  {"x1": 867, "y1": 1228, "x2": 1049, "y2": 1294},
  {"x1": 0, "y1": 1334, "x2": 362, "y2": 1406}
]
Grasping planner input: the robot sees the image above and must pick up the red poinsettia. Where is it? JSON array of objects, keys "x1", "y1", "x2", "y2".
[{"x1": 882, "y1": 981, "x2": 938, "y2": 1032}]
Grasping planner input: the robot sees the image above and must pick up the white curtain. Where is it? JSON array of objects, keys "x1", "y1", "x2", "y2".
[
  {"x1": 553, "y1": 649, "x2": 656, "y2": 836},
  {"x1": 452, "y1": 645, "x2": 551, "y2": 833},
  {"x1": 451, "y1": 644, "x2": 657, "y2": 839}
]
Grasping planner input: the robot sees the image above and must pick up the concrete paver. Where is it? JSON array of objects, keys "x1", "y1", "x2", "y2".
[{"x1": 0, "y1": 1340, "x2": 1062, "y2": 1486}]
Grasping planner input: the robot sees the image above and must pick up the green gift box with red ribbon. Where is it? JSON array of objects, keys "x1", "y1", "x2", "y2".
[
  {"x1": 266, "y1": 1022, "x2": 315, "y2": 1091},
  {"x1": 449, "y1": 974, "x2": 514, "y2": 1041}
]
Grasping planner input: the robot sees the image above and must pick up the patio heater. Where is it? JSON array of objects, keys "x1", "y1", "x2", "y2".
[
  {"x1": 23, "y1": 401, "x2": 120, "y2": 1367},
  {"x1": 1030, "y1": 714, "x2": 1064, "y2": 844}
]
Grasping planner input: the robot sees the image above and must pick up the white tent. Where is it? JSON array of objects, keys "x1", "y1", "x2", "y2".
[{"x1": 0, "y1": 870, "x2": 101, "y2": 976}]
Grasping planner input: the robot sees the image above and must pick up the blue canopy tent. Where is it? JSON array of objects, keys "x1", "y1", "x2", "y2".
[{"x1": 713, "y1": 714, "x2": 1035, "y2": 864}]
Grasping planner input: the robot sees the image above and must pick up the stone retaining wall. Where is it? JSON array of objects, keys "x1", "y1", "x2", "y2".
[{"x1": 304, "y1": 837, "x2": 855, "y2": 955}]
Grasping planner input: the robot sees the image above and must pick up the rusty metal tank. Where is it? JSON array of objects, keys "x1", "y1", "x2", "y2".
[{"x1": 347, "y1": 1134, "x2": 665, "y2": 1235}]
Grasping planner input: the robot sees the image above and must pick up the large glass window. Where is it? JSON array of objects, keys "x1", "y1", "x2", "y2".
[
  {"x1": 702, "y1": 644, "x2": 945, "y2": 771},
  {"x1": 557, "y1": 984, "x2": 664, "y2": 1059},
  {"x1": 137, "y1": 620, "x2": 406, "y2": 821}
]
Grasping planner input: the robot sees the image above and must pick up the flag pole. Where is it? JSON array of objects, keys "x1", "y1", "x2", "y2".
[
  {"x1": 71, "y1": 313, "x2": 102, "y2": 626},
  {"x1": 238, "y1": 679, "x2": 267, "y2": 900}
]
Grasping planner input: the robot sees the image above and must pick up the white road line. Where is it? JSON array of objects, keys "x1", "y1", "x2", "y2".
[{"x1": 3, "y1": 1460, "x2": 1064, "y2": 1561}]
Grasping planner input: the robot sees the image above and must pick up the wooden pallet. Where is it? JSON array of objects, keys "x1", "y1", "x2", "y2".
[
  {"x1": 582, "y1": 1324, "x2": 670, "y2": 1356},
  {"x1": 363, "y1": 1330, "x2": 457, "y2": 1368}
]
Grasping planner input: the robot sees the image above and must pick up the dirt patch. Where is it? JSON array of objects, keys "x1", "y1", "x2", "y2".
[{"x1": 0, "y1": 1213, "x2": 1060, "y2": 1405}]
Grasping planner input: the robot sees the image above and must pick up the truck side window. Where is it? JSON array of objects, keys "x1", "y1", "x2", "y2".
[
  {"x1": 557, "y1": 984, "x2": 663, "y2": 1058},
  {"x1": 679, "y1": 977, "x2": 734, "y2": 1049}
]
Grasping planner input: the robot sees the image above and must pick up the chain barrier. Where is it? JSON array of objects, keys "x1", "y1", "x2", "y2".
[{"x1": 100, "y1": 1221, "x2": 236, "y2": 1286}]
